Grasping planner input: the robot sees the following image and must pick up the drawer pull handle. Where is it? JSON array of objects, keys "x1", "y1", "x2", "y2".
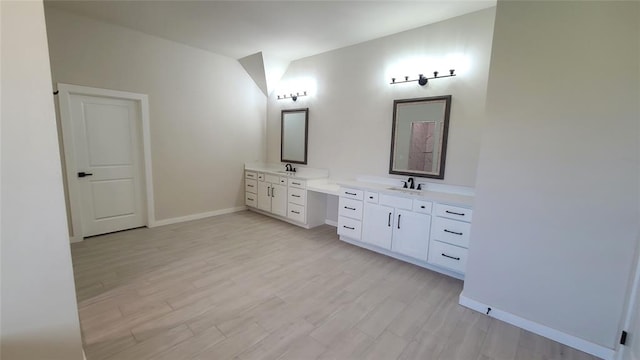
[
  {"x1": 345, "y1": 192, "x2": 357, "y2": 196},
  {"x1": 291, "y1": 210, "x2": 300, "y2": 214},
  {"x1": 420, "y1": 205, "x2": 425, "y2": 209},
  {"x1": 369, "y1": 196, "x2": 374, "y2": 199},
  {"x1": 442, "y1": 253, "x2": 460, "y2": 261},
  {"x1": 343, "y1": 225, "x2": 355, "y2": 230},
  {"x1": 293, "y1": 182, "x2": 301, "y2": 185},
  {"x1": 247, "y1": 197, "x2": 254, "y2": 201},
  {"x1": 292, "y1": 194, "x2": 301, "y2": 198},
  {"x1": 445, "y1": 210, "x2": 465, "y2": 216},
  {"x1": 247, "y1": 184, "x2": 254, "y2": 187},
  {"x1": 444, "y1": 229, "x2": 463, "y2": 236},
  {"x1": 344, "y1": 206, "x2": 356, "y2": 210},
  {"x1": 388, "y1": 212, "x2": 392, "y2": 227}
]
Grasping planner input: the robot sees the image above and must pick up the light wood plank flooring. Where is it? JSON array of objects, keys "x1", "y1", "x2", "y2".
[{"x1": 71, "y1": 211, "x2": 599, "y2": 360}]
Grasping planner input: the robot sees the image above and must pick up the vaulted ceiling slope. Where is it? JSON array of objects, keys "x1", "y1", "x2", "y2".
[{"x1": 44, "y1": 0, "x2": 496, "y2": 94}]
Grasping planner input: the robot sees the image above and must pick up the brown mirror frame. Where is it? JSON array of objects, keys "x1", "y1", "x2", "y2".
[
  {"x1": 281, "y1": 108, "x2": 309, "y2": 164},
  {"x1": 389, "y1": 95, "x2": 452, "y2": 179}
]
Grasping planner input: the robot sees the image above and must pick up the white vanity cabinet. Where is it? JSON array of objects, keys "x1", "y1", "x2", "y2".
[
  {"x1": 337, "y1": 183, "x2": 473, "y2": 280},
  {"x1": 245, "y1": 166, "x2": 328, "y2": 229},
  {"x1": 287, "y1": 178, "x2": 307, "y2": 223},
  {"x1": 362, "y1": 193, "x2": 431, "y2": 261},
  {"x1": 428, "y1": 203, "x2": 473, "y2": 274},
  {"x1": 337, "y1": 188, "x2": 364, "y2": 240},
  {"x1": 245, "y1": 171, "x2": 258, "y2": 207},
  {"x1": 257, "y1": 174, "x2": 287, "y2": 217}
]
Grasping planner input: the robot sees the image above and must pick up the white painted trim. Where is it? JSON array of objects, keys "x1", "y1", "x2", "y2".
[
  {"x1": 459, "y1": 294, "x2": 615, "y2": 360},
  {"x1": 151, "y1": 206, "x2": 247, "y2": 227},
  {"x1": 615, "y1": 234, "x2": 640, "y2": 360},
  {"x1": 57, "y1": 83, "x2": 154, "y2": 242},
  {"x1": 325, "y1": 219, "x2": 338, "y2": 227}
]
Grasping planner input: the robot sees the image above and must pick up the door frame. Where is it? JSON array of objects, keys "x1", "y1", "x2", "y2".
[{"x1": 57, "y1": 83, "x2": 155, "y2": 242}]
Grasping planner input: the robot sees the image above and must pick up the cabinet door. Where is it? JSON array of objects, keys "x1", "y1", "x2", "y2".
[
  {"x1": 271, "y1": 183, "x2": 288, "y2": 217},
  {"x1": 257, "y1": 181, "x2": 271, "y2": 212},
  {"x1": 363, "y1": 203, "x2": 393, "y2": 250},
  {"x1": 392, "y1": 209, "x2": 431, "y2": 261}
]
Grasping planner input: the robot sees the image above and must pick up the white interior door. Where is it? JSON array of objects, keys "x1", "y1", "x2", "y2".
[{"x1": 67, "y1": 94, "x2": 146, "y2": 237}]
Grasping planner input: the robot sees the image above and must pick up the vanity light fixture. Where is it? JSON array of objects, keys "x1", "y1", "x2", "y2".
[
  {"x1": 390, "y1": 69, "x2": 456, "y2": 86},
  {"x1": 277, "y1": 91, "x2": 307, "y2": 102}
]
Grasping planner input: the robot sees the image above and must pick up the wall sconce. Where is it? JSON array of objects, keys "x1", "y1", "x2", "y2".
[
  {"x1": 277, "y1": 91, "x2": 307, "y2": 102},
  {"x1": 390, "y1": 69, "x2": 456, "y2": 86}
]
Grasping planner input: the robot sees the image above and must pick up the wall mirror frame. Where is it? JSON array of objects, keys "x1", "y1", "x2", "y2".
[
  {"x1": 389, "y1": 95, "x2": 452, "y2": 179},
  {"x1": 281, "y1": 108, "x2": 309, "y2": 164}
]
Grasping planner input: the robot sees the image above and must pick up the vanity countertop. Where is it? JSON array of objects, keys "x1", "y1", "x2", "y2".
[
  {"x1": 336, "y1": 179, "x2": 474, "y2": 208},
  {"x1": 245, "y1": 163, "x2": 329, "y2": 180}
]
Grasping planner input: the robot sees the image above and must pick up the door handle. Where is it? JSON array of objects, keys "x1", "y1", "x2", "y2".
[
  {"x1": 388, "y1": 212, "x2": 392, "y2": 227},
  {"x1": 271, "y1": 187, "x2": 275, "y2": 198},
  {"x1": 78, "y1": 172, "x2": 93, "y2": 178},
  {"x1": 397, "y1": 214, "x2": 401, "y2": 229}
]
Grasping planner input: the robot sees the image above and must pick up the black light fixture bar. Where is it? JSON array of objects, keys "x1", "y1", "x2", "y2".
[
  {"x1": 390, "y1": 69, "x2": 456, "y2": 86},
  {"x1": 277, "y1": 91, "x2": 307, "y2": 101}
]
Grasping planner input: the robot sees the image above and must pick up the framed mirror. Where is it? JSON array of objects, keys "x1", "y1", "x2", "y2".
[
  {"x1": 281, "y1": 108, "x2": 309, "y2": 164},
  {"x1": 389, "y1": 95, "x2": 451, "y2": 179}
]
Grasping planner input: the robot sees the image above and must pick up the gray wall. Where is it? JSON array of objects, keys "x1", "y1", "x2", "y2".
[
  {"x1": 266, "y1": 8, "x2": 496, "y2": 186},
  {"x1": 1, "y1": 1, "x2": 84, "y2": 358},
  {"x1": 463, "y1": 1, "x2": 640, "y2": 349},
  {"x1": 44, "y1": 7, "x2": 267, "y2": 222}
]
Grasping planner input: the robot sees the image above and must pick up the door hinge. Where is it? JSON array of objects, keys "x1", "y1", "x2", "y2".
[{"x1": 620, "y1": 330, "x2": 628, "y2": 345}]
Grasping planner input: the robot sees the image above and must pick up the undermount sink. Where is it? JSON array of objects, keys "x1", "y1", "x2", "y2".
[{"x1": 387, "y1": 187, "x2": 423, "y2": 194}]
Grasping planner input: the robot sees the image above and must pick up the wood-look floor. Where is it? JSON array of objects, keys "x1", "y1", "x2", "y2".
[{"x1": 71, "y1": 211, "x2": 599, "y2": 360}]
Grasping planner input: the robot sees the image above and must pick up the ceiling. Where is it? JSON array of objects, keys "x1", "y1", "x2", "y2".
[
  {"x1": 45, "y1": 0, "x2": 495, "y2": 62},
  {"x1": 44, "y1": 0, "x2": 496, "y2": 94}
]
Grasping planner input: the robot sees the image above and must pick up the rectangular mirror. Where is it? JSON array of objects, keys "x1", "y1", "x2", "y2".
[
  {"x1": 281, "y1": 108, "x2": 309, "y2": 164},
  {"x1": 389, "y1": 95, "x2": 451, "y2": 179}
]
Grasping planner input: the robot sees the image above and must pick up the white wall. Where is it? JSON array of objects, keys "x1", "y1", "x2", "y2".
[
  {"x1": 463, "y1": 0, "x2": 640, "y2": 351},
  {"x1": 1, "y1": 1, "x2": 84, "y2": 359},
  {"x1": 266, "y1": 8, "x2": 495, "y2": 186},
  {"x1": 44, "y1": 7, "x2": 267, "y2": 222}
]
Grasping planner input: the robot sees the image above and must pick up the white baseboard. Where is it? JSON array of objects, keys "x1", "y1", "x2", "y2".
[
  {"x1": 150, "y1": 206, "x2": 247, "y2": 227},
  {"x1": 325, "y1": 219, "x2": 337, "y2": 227},
  {"x1": 458, "y1": 294, "x2": 615, "y2": 360}
]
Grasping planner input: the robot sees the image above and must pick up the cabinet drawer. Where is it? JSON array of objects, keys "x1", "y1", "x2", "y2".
[
  {"x1": 287, "y1": 203, "x2": 305, "y2": 223},
  {"x1": 265, "y1": 174, "x2": 279, "y2": 183},
  {"x1": 380, "y1": 194, "x2": 412, "y2": 210},
  {"x1": 258, "y1": 173, "x2": 265, "y2": 181},
  {"x1": 413, "y1": 200, "x2": 432, "y2": 214},
  {"x1": 288, "y1": 187, "x2": 306, "y2": 205},
  {"x1": 431, "y1": 217, "x2": 471, "y2": 248},
  {"x1": 245, "y1": 192, "x2": 257, "y2": 208},
  {"x1": 428, "y1": 240, "x2": 468, "y2": 274},
  {"x1": 245, "y1": 171, "x2": 257, "y2": 180},
  {"x1": 288, "y1": 178, "x2": 306, "y2": 189},
  {"x1": 365, "y1": 191, "x2": 379, "y2": 204},
  {"x1": 339, "y1": 197, "x2": 363, "y2": 220},
  {"x1": 338, "y1": 216, "x2": 362, "y2": 240},
  {"x1": 245, "y1": 179, "x2": 258, "y2": 194},
  {"x1": 340, "y1": 188, "x2": 363, "y2": 200},
  {"x1": 434, "y1": 203, "x2": 473, "y2": 222}
]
